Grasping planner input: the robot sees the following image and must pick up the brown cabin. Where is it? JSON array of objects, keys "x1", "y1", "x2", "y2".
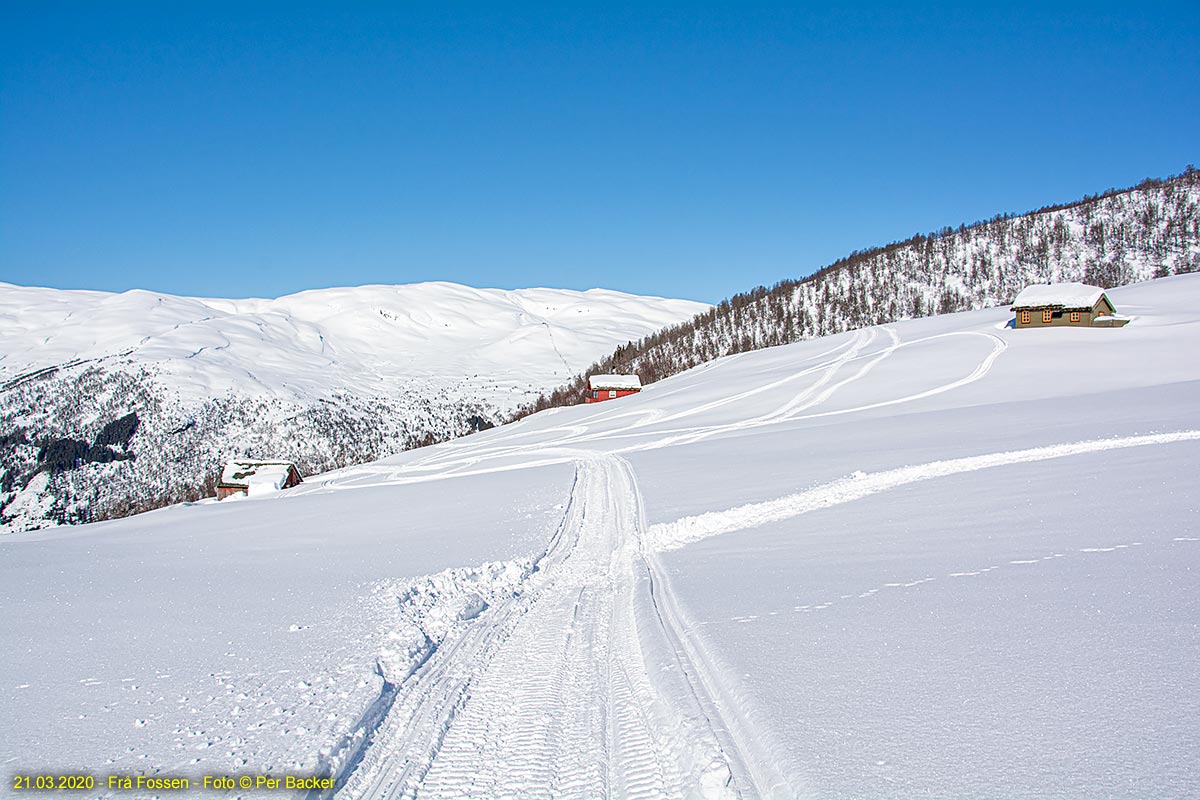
[{"x1": 1011, "y1": 283, "x2": 1129, "y2": 329}]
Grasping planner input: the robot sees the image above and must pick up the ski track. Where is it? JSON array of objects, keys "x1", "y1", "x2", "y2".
[
  {"x1": 374, "y1": 331, "x2": 877, "y2": 475},
  {"x1": 336, "y1": 456, "x2": 770, "y2": 800},
  {"x1": 304, "y1": 325, "x2": 1004, "y2": 496},
  {"x1": 648, "y1": 430, "x2": 1200, "y2": 551}
]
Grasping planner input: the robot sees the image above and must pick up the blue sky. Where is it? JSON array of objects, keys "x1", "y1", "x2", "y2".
[{"x1": 1, "y1": 2, "x2": 1197, "y2": 303}]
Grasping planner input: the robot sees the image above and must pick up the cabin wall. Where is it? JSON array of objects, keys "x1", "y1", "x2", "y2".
[
  {"x1": 1014, "y1": 309, "x2": 1095, "y2": 328},
  {"x1": 1014, "y1": 304, "x2": 1109, "y2": 329},
  {"x1": 584, "y1": 389, "x2": 641, "y2": 404}
]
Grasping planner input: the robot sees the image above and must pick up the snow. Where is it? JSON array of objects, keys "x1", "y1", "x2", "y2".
[
  {"x1": 1011, "y1": 281, "x2": 1108, "y2": 309},
  {"x1": 1, "y1": 471, "x2": 53, "y2": 530},
  {"x1": 646, "y1": 430, "x2": 1200, "y2": 551},
  {"x1": 0, "y1": 464, "x2": 575, "y2": 784},
  {"x1": 0, "y1": 282, "x2": 707, "y2": 401},
  {"x1": 587, "y1": 374, "x2": 643, "y2": 390},
  {"x1": 3, "y1": 273, "x2": 1199, "y2": 798},
  {"x1": 662, "y1": 450, "x2": 1199, "y2": 797},
  {"x1": 0, "y1": 281, "x2": 706, "y2": 532},
  {"x1": 219, "y1": 461, "x2": 298, "y2": 493}
]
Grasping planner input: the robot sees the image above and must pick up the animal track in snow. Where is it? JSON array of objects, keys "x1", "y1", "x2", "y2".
[{"x1": 746, "y1": 537, "x2": 1162, "y2": 623}]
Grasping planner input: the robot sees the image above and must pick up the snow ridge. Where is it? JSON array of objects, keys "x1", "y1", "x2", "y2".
[{"x1": 314, "y1": 558, "x2": 538, "y2": 798}]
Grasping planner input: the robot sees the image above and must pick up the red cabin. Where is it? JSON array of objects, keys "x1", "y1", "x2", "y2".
[{"x1": 585, "y1": 374, "x2": 642, "y2": 403}]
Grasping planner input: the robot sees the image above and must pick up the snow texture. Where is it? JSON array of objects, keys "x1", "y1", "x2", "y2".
[
  {"x1": 587, "y1": 374, "x2": 644, "y2": 390},
  {"x1": 1010, "y1": 281, "x2": 1108, "y2": 309}
]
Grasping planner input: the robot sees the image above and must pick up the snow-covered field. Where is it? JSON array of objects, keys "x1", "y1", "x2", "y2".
[{"x1": 3, "y1": 275, "x2": 1197, "y2": 798}]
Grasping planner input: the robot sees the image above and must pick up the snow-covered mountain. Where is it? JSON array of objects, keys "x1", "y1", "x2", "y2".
[
  {"x1": 3, "y1": 274, "x2": 1196, "y2": 798},
  {"x1": 0, "y1": 282, "x2": 707, "y2": 531}
]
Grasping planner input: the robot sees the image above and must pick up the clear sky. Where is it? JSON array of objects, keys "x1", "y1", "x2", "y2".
[{"x1": 1, "y1": 2, "x2": 1197, "y2": 303}]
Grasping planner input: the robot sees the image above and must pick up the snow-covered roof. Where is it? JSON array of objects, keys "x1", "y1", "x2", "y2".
[
  {"x1": 219, "y1": 460, "x2": 299, "y2": 490},
  {"x1": 588, "y1": 374, "x2": 642, "y2": 391},
  {"x1": 1011, "y1": 282, "x2": 1110, "y2": 309}
]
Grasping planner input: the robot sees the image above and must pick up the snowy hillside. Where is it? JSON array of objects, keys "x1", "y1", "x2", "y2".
[
  {"x1": 3, "y1": 274, "x2": 1196, "y2": 798},
  {"x1": 0, "y1": 282, "x2": 706, "y2": 531},
  {"x1": 516, "y1": 168, "x2": 1200, "y2": 417}
]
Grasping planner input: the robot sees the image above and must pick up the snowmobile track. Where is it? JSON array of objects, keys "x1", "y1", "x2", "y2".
[{"x1": 337, "y1": 456, "x2": 768, "y2": 800}]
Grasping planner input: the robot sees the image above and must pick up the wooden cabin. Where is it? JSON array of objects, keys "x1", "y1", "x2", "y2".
[
  {"x1": 1011, "y1": 283, "x2": 1130, "y2": 329},
  {"x1": 585, "y1": 374, "x2": 642, "y2": 403},
  {"x1": 216, "y1": 460, "x2": 303, "y2": 500}
]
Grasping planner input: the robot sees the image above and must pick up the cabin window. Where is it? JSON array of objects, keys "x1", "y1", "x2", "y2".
[
  {"x1": 591, "y1": 390, "x2": 598, "y2": 399},
  {"x1": 1020, "y1": 310, "x2": 1030, "y2": 325},
  {"x1": 1070, "y1": 311, "x2": 1080, "y2": 322},
  {"x1": 1042, "y1": 309, "x2": 1053, "y2": 323},
  {"x1": 609, "y1": 390, "x2": 617, "y2": 398}
]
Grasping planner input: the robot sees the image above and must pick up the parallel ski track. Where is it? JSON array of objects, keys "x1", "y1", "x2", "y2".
[
  {"x1": 338, "y1": 456, "x2": 768, "y2": 800},
  {"x1": 311, "y1": 326, "x2": 1006, "y2": 495}
]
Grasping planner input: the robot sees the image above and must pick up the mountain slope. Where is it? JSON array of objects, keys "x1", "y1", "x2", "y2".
[
  {"x1": 3, "y1": 274, "x2": 1196, "y2": 797},
  {"x1": 515, "y1": 167, "x2": 1200, "y2": 417},
  {"x1": 0, "y1": 282, "x2": 707, "y2": 531}
]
